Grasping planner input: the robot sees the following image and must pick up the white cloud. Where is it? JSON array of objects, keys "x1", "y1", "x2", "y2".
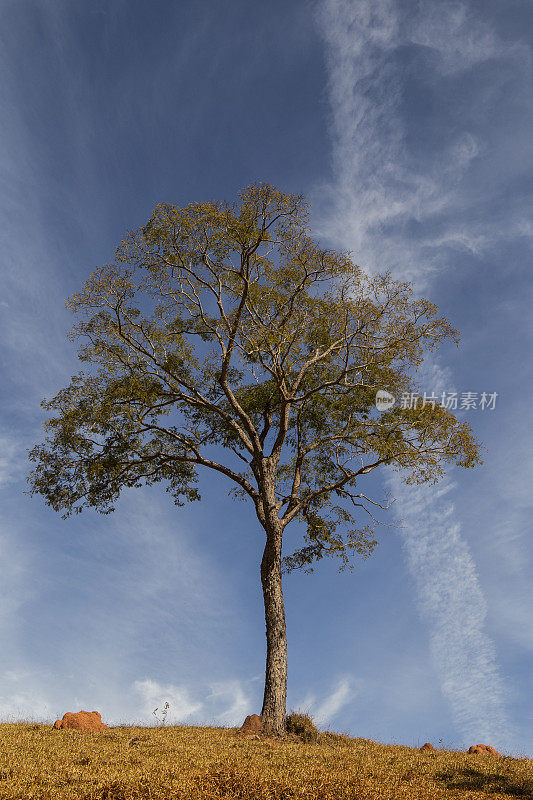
[
  {"x1": 314, "y1": 0, "x2": 524, "y2": 745},
  {"x1": 0, "y1": 480, "x2": 251, "y2": 728},
  {"x1": 385, "y1": 467, "x2": 512, "y2": 743},
  {"x1": 290, "y1": 675, "x2": 363, "y2": 729},
  {"x1": 133, "y1": 678, "x2": 205, "y2": 726},
  {"x1": 313, "y1": 0, "x2": 533, "y2": 292},
  {"x1": 407, "y1": 2, "x2": 526, "y2": 74},
  {"x1": 0, "y1": 431, "x2": 26, "y2": 488},
  {"x1": 311, "y1": 676, "x2": 362, "y2": 727},
  {"x1": 203, "y1": 680, "x2": 254, "y2": 726}
]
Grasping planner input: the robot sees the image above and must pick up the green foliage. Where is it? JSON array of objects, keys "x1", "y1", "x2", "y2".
[
  {"x1": 285, "y1": 710, "x2": 319, "y2": 743},
  {"x1": 24, "y1": 182, "x2": 482, "y2": 574}
]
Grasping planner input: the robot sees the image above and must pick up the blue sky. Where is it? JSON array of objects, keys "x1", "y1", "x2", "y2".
[{"x1": 1, "y1": 0, "x2": 531, "y2": 756}]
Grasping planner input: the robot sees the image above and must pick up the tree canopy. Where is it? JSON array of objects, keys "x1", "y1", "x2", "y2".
[{"x1": 24, "y1": 182, "x2": 482, "y2": 576}]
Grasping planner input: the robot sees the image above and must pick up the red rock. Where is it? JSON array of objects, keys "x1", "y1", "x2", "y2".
[
  {"x1": 52, "y1": 710, "x2": 108, "y2": 732},
  {"x1": 236, "y1": 714, "x2": 263, "y2": 736},
  {"x1": 419, "y1": 742, "x2": 435, "y2": 752},
  {"x1": 468, "y1": 743, "x2": 501, "y2": 756}
]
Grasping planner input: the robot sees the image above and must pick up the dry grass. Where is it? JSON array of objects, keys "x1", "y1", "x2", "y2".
[{"x1": 0, "y1": 714, "x2": 531, "y2": 799}]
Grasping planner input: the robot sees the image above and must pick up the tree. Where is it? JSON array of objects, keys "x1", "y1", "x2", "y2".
[{"x1": 24, "y1": 183, "x2": 482, "y2": 737}]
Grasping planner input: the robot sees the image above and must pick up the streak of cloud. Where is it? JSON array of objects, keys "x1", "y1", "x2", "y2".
[
  {"x1": 289, "y1": 676, "x2": 363, "y2": 729},
  {"x1": 314, "y1": 0, "x2": 520, "y2": 744},
  {"x1": 385, "y1": 468, "x2": 512, "y2": 743},
  {"x1": 314, "y1": 0, "x2": 532, "y2": 291}
]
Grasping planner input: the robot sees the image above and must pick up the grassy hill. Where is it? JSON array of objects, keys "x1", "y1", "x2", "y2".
[{"x1": 0, "y1": 713, "x2": 531, "y2": 799}]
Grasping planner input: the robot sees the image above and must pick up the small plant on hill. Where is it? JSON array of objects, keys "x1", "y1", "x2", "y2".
[
  {"x1": 152, "y1": 701, "x2": 170, "y2": 727},
  {"x1": 285, "y1": 710, "x2": 319, "y2": 743}
]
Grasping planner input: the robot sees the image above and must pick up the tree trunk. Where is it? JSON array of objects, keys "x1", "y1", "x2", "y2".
[{"x1": 260, "y1": 527, "x2": 288, "y2": 737}]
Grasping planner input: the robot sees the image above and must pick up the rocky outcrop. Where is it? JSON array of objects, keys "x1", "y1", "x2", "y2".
[
  {"x1": 53, "y1": 710, "x2": 108, "y2": 732},
  {"x1": 468, "y1": 744, "x2": 501, "y2": 756},
  {"x1": 236, "y1": 714, "x2": 263, "y2": 736}
]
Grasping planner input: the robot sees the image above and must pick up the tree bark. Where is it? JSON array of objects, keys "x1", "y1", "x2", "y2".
[{"x1": 260, "y1": 526, "x2": 288, "y2": 737}]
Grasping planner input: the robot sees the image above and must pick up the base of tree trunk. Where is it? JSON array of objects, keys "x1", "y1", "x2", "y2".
[{"x1": 261, "y1": 720, "x2": 287, "y2": 738}]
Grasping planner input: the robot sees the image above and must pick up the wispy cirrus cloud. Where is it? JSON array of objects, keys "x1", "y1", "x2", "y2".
[
  {"x1": 313, "y1": 0, "x2": 533, "y2": 291},
  {"x1": 385, "y1": 469, "x2": 512, "y2": 744},
  {"x1": 290, "y1": 675, "x2": 363, "y2": 729},
  {"x1": 313, "y1": 0, "x2": 530, "y2": 747},
  {"x1": 383, "y1": 358, "x2": 513, "y2": 742}
]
